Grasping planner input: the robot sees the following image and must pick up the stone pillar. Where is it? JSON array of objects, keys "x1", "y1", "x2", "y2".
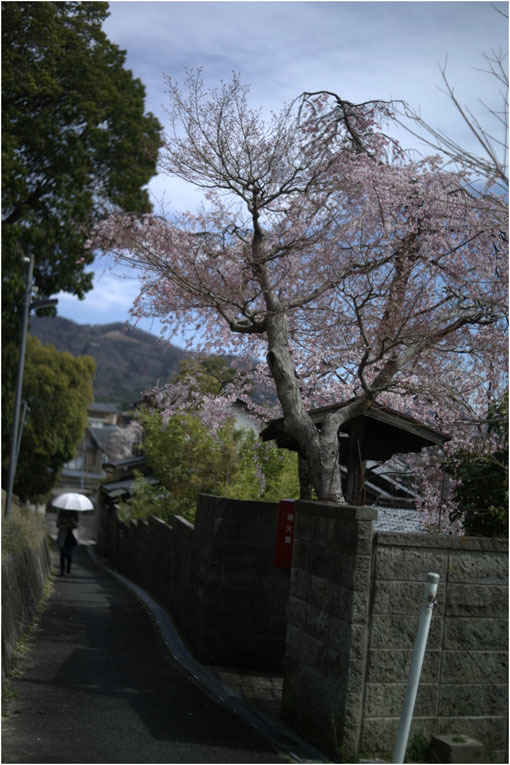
[{"x1": 281, "y1": 501, "x2": 377, "y2": 760}]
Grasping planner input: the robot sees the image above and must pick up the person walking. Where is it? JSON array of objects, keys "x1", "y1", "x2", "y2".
[{"x1": 56, "y1": 509, "x2": 80, "y2": 575}]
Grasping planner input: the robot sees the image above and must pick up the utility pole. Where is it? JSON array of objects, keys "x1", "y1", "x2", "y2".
[{"x1": 4, "y1": 255, "x2": 57, "y2": 519}]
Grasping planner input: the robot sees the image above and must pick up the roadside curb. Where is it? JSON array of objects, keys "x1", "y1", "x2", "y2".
[{"x1": 87, "y1": 545, "x2": 329, "y2": 764}]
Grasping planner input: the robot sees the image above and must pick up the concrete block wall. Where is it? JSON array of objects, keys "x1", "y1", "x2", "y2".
[
  {"x1": 364, "y1": 533, "x2": 508, "y2": 762},
  {"x1": 166, "y1": 513, "x2": 205, "y2": 652},
  {"x1": 281, "y1": 501, "x2": 508, "y2": 763},
  {"x1": 280, "y1": 501, "x2": 378, "y2": 759},
  {"x1": 2, "y1": 537, "x2": 51, "y2": 677},
  {"x1": 96, "y1": 493, "x2": 290, "y2": 669},
  {"x1": 192, "y1": 494, "x2": 290, "y2": 668}
]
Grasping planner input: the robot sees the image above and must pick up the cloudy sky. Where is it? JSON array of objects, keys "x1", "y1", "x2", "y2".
[{"x1": 57, "y1": 0, "x2": 508, "y2": 338}]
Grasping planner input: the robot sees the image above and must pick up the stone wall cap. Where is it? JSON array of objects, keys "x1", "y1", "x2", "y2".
[
  {"x1": 375, "y1": 531, "x2": 508, "y2": 551},
  {"x1": 197, "y1": 493, "x2": 279, "y2": 511},
  {"x1": 148, "y1": 515, "x2": 170, "y2": 529},
  {"x1": 296, "y1": 500, "x2": 378, "y2": 521}
]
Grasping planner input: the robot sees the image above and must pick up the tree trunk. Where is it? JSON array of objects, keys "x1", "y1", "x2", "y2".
[
  {"x1": 265, "y1": 309, "x2": 349, "y2": 503},
  {"x1": 300, "y1": 402, "x2": 371, "y2": 504},
  {"x1": 311, "y1": 417, "x2": 345, "y2": 503},
  {"x1": 298, "y1": 452, "x2": 312, "y2": 500}
]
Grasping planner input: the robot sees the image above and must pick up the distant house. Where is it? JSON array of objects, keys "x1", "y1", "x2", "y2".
[
  {"x1": 87, "y1": 402, "x2": 119, "y2": 428},
  {"x1": 230, "y1": 399, "x2": 260, "y2": 434},
  {"x1": 57, "y1": 403, "x2": 142, "y2": 494},
  {"x1": 59, "y1": 428, "x2": 105, "y2": 492}
]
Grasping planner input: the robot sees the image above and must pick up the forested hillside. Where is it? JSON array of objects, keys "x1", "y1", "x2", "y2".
[{"x1": 30, "y1": 316, "x2": 188, "y2": 409}]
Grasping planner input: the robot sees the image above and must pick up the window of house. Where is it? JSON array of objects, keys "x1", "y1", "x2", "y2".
[{"x1": 65, "y1": 455, "x2": 85, "y2": 470}]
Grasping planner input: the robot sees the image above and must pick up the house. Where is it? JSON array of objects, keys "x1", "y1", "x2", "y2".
[
  {"x1": 87, "y1": 402, "x2": 119, "y2": 427},
  {"x1": 230, "y1": 399, "x2": 261, "y2": 434},
  {"x1": 58, "y1": 428, "x2": 105, "y2": 493},
  {"x1": 57, "y1": 403, "x2": 142, "y2": 494}
]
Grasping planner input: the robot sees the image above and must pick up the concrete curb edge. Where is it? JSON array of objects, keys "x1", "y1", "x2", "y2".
[{"x1": 87, "y1": 545, "x2": 329, "y2": 764}]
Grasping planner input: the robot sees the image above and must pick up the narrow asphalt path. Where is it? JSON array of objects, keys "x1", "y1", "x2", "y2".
[{"x1": 2, "y1": 543, "x2": 290, "y2": 764}]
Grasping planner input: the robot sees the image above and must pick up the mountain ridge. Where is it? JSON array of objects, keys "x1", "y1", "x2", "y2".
[{"x1": 29, "y1": 316, "x2": 188, "y2": 409}]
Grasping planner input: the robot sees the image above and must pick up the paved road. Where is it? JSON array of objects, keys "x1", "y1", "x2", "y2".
[{"x1": 2, "y1": 542, "x2": 289, "y2": 764}]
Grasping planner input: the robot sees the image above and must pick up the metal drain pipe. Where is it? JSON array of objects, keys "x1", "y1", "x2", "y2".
[{"x1": 393, "y1": 572, "x2": 440, "y2": 763}]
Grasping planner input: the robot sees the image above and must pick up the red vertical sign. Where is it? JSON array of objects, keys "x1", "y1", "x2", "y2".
[{"x1": 274, "y1": 499, "x2": 296, "y2": 568}]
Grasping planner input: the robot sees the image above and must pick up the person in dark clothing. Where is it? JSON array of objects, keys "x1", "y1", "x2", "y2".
[{"x1": 56, "y1": 509, "x2": 80, "y2": 575}]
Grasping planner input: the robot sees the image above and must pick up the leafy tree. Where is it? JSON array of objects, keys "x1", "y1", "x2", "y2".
[
  {"x1": 2, "y1": 1, "x2": 161, "y2": 305},
  {"x1": 123, "y1": 409, "x2": 299, "y2": 523},
  {"x1": 446, "y1": 399, "x2": 508, "y2": 537},
  {"x1": 93, "y1": 70, "x2": 507, "y2": 504},
  {"x1": 130, "y1": 409, "x2": 239, "y2": 521},
  {"x1": 2, "y1": 1, "x2": 161, "y2": 465},
  {"x1": 136, "y1": 355, "x2": 295, "y2": 517},
  {"x1": 117, "y1": 471, "x2": 176, "y2": 524},
  {"x1": 221, "y1": 429, "x2": 300, "y2": 503},
  {"x1": 11, "y1": 337, "x2": 96, "y2": 502},
  {"x1": 125, "y1": 354, "x2": 298, "y2": 522}
]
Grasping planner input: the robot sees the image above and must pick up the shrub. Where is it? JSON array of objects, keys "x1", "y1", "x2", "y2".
[
  {"x1": 2, "y1": 494, "x2": 47, "y2": 556},
  {"x1": 119, "y1": 411, "x2": 301, "y2": 524}
]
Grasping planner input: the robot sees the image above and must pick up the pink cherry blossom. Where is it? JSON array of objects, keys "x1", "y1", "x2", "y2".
[{"x1": 89, "y1": 71, "x2": 508, "y2": 516}]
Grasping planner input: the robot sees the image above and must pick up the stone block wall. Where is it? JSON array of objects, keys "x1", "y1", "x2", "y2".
[
  {"x1": 193, "y1": 494, "x2": 290, "y2": 668},
  {"x1": 281, "y1": 501, "x2": 508, "y2": 762},
  {"x1": 96, "y1": 493, "x2": 290, "y2": 669},
  {"x1": 281, "y1": 501, "x2": 377, "y2": 759},
  {"x1": 364, "y1": 533, "x2": 508, "y2": 762},
  {"x1": 2, "y1": 537, "x2": 51, "y2": 677}
]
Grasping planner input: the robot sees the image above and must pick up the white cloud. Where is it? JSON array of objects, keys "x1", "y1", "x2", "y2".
[
  {"x1": 107, "y1": 0, "x2": 507, "y2": 183},
  {"x1": 57, "y1": 268, "x2": 141, "y2": 325},
  {"x1": 57, "y1": 263, "x2": 174, "y2": 338}
]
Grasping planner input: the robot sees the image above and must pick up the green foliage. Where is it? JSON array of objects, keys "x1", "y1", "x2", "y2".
[
  {"x1": 221, "y1": 429, "x2": 300, "y2": 502},
  {"x1": 1, "y1": 494, "x2": 47, "y2": 557},
  {"x1": 447, "y1": 399, "x2": 508, "y2": 538},
  {"x1": 134, "y1": 410, "x2": 239, "y2": 521},
  {"x1": 7, "y1": 337, "x2": 96, "y2": 502},
  {"x1": 176, "y1": 355, "x2": 237, "y2": 396},
  {"x1": 2, "y1": 0, "x2": 161, "y2": 304},
  {"x1": 2, "y1": 0, "x2": 162, "y2": 460},
  {"x1": 120, "y1": 356, "x2": 298, "y2": 523},
  {"x1": 117, "y1": 472, "x2": 185, "y2": 523},
  {"x1": 123, "y1": 410, "x2": 299, "y2": 523}
]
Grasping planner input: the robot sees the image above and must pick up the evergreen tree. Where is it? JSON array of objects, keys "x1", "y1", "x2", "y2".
[
  {"x1": 447, "y1": 399, "x2": 508, "y2": 538},
  {"x1": 2, "y1": 1, "x2": 161, "y2": 475},
  {"x1": 12, "y1": 337, "x2": 96, "y2": 502},
  {"x1": 2, "y1": 1, "x2": 161, "y2": 304}
]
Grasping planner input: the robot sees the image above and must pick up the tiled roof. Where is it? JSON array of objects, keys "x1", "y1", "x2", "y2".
[
  {"x1": 89, "y1": 402, "x2": 119, "y2": 413},
  {"x1": 373, "y1": 506, "x2": 426, "y2": 533}
]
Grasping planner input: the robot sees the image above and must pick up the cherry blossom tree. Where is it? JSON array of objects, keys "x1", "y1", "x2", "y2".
[{"x1": 91, "y1": 71, "x2": 508, "y2": 504}]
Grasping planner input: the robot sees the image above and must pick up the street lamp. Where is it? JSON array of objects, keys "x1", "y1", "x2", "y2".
[{"x1": 4, "y1": 255, "x2": 58, "y2": 519}]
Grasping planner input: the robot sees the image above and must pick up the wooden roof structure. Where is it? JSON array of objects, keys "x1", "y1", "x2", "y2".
[
  {"x1": 260, "y1": 399, "x2": 450, "y2": 503},
  {"x1": 260, "y1": 399, "x2": 449, "y2": 460}
]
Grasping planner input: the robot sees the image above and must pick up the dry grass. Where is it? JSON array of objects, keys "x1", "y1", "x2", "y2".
[{"x1": 1, "y1": 492, "x2": 47, "y2": 557}]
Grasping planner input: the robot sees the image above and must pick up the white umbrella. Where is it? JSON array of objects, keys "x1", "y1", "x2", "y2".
[{"x1": 52, "y1": 492, "x2": 94, "y2": 512}]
